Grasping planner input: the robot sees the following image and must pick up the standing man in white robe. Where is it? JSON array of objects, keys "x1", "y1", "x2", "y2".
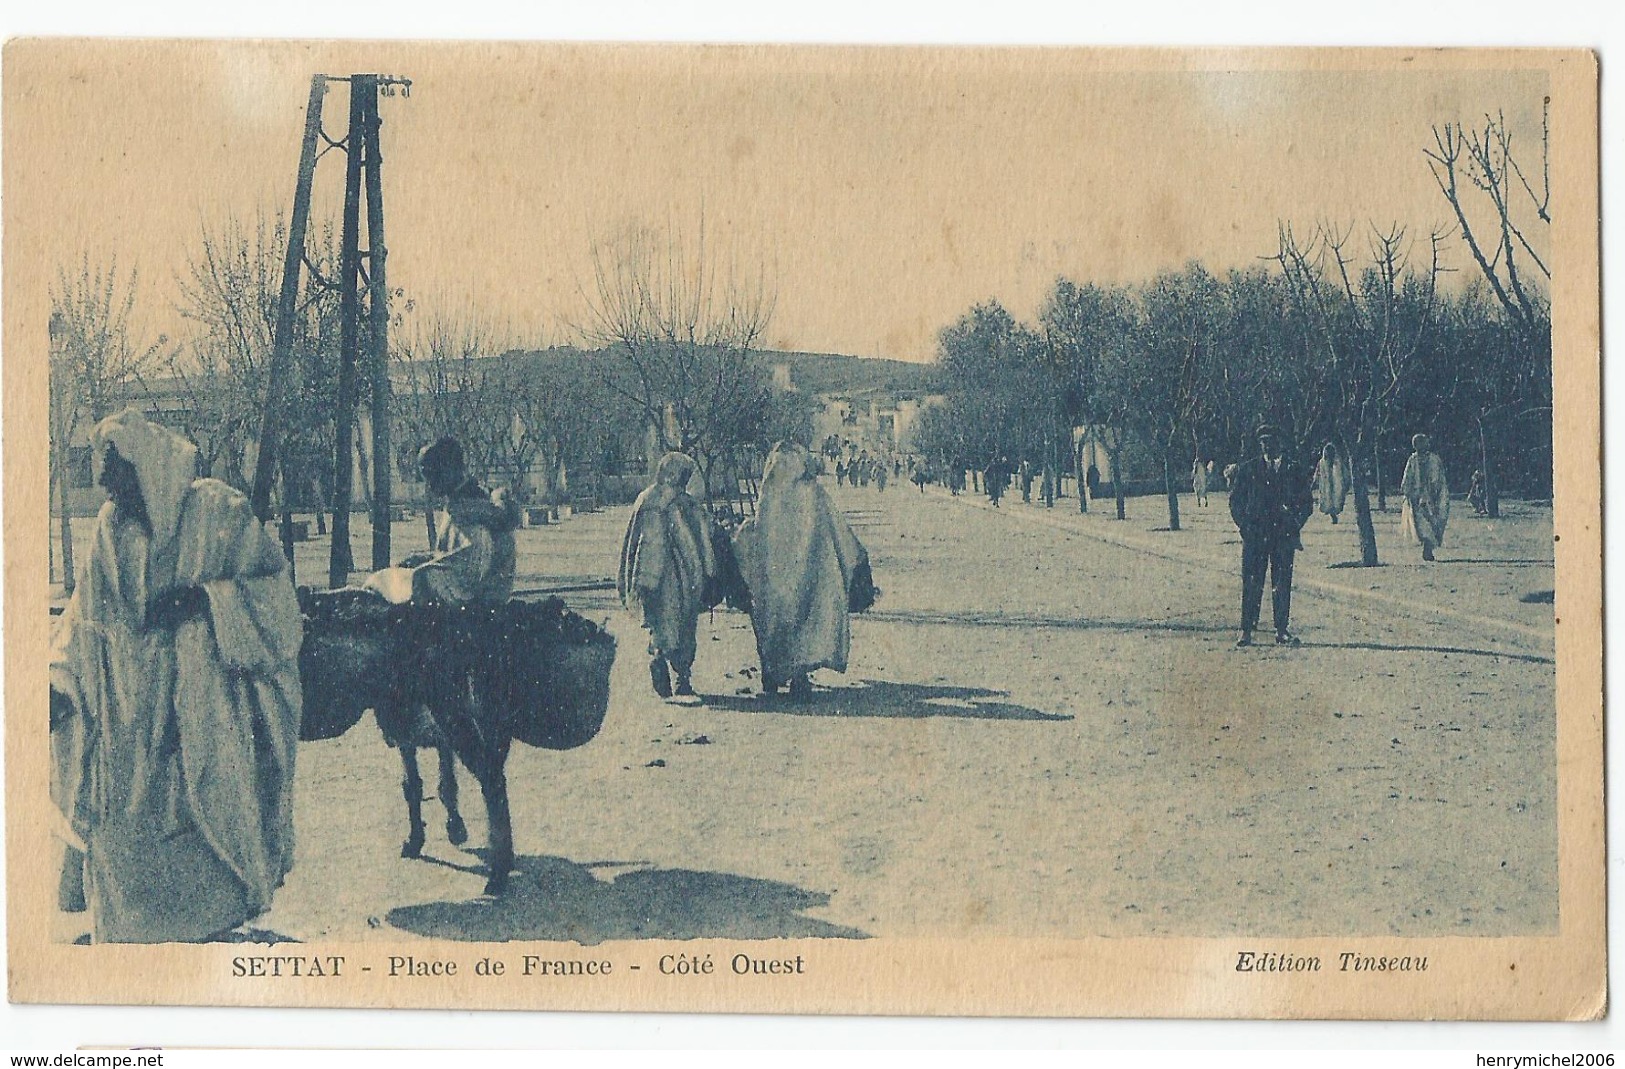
[
  {"x1": 1401, "y1": 433, "x2": 1450, "y2": 562},
  {"x1": 50, "y1": 410, "x2": 303, "y2": 943}
]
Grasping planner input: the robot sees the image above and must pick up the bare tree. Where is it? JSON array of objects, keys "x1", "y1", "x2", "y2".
[
  {"x1": 1426, "y1": 104, "x2": 1550, "y2": 344},
  {"x1": 173, "y1": 209, "x2": 344, "y2": 547},
  {"x1": 1426, "y1": 103, "x2": 1552, "y2": 516},
  {"x1": 394, "y1": 306, "x2": 516, "y2": 472},
  {"x1": 577, "y1": 215, "x2": 778, "y2": 502},
  {"x1": 392, "y1": 304, "x2": 525, "y2": 544},
  {"x1": 173, "y1": 211, "x2": 281, "y2": 486},
  {"x1": 1273, "y1": 220, "x2": 1447, "y2": 566},
  {"x1": 49, "y1": 254, "x2": 165, "y2": 592},
  {"x1": 47, "y1": 313, "x2": 76, "y2": 590}
]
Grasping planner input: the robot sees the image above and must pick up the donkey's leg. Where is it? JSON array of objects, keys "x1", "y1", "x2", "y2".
[
  {"x1": 439, "y1": 743, "x2": 468, "y2": 846},
  {"x1": 477, "y1": 745, "x2": 514, "y2": 895},
  {"x1": 399, "y1": 745, "x2": 427, "y2": 859}
]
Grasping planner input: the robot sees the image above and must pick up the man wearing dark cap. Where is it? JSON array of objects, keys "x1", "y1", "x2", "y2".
[
  {"x1": 1228, "y1": 424, "x2": 1313, "y2": 647},
  {"x1": 366, "y1": 436, "x2": 520, "y2": 605}
]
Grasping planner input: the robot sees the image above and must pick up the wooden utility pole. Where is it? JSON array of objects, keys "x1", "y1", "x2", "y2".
[
  {"x1": 252, "y1": 75, "x2": 328, "y2": 530},
  {"x1": 361, "y1": 76, "x2": 394, "y2": 571},
  {"x1": 253, "y1": 73, "x2": 407, "y2": 587},
  {"x1": 328, "y1": 80, "x2": 367, "y2": 589}
]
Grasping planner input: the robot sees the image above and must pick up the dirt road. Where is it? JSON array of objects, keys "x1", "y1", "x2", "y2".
[{"x1": 54, "y1": 483, "x2": 1558, "y2": 944}]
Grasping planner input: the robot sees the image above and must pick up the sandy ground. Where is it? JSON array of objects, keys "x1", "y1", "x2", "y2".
[{"x1": 49, "y1": 481, "x2": 1556, "y2": 943}]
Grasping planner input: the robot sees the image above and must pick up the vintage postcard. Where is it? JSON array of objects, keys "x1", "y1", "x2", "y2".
[{"x1": 2, "y1": 41, "x2": 1601, "y2": 1019}]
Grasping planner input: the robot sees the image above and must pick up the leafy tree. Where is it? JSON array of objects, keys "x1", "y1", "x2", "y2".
[
  {"x1": 1039, "y1": 279, "x2": 1137, "y2": 516},
  {"x1": 1124, "y1": 264, "x2": 1224, "y2": 531}
]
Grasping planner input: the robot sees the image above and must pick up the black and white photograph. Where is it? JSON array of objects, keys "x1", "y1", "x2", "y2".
[{"x1": 2, "y1": 40, "x2": 1602, "y2": 1021}]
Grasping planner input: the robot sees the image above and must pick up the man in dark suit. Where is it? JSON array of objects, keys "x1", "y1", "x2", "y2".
[{"x1": 1228, "y1": 424, "x2": 1314, "y2": 647}]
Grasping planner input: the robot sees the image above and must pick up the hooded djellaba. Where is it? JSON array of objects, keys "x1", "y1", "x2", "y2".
[
  {"x1": 734, "y1": 441, "x2": 876, "y2": 697},
  {"x1": 1401, "y1": 432, "x2": 1450, "y2": 561},
  {"x1": 1314, "y1": 441, "x2": 1350, "y2": 524},
  {"x1": 618, "y1": 452, "x2": 718, "y2": 705},
  {"x1": 50, "y1": 409, "x2": 303, "y2": 943}
]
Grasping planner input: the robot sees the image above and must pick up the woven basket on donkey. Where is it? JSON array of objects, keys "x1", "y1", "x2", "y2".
[
  {"x1": 296, "y1": 591, "x2": 616, "y2": 749},
  {"x1": 473, "y1": 598, "x2": 617, "y2": 751},
  {"x1": 296, "y1": 588, "x2": 416, "y2": 742}
]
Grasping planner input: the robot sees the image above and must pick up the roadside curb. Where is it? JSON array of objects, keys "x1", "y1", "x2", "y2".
[{"x1": 925, "y1": 486, "x2": 1554, "y2": 654}]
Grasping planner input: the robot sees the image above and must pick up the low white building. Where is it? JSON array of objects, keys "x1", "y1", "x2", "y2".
[{"x1": 813, "y1": 388, "x2": 945, "y2": 457}]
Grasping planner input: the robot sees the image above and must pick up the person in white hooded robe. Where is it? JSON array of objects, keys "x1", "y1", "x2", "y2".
[
  {"x1": 1401, "y1": 432, "x2": 1450, "y2": 562},
  {"x1": 734, "y1": 441, "x2": 869, "y2": 697},
  {"x1": 618, "y1": 452, "x2": 718, "y2": 705},
  {"x1": 1314, "y1": 441, "x2": 1350, "y2": 525},
  {"x1": 50, "y1": 409, "x2": 302, "y2": 943}
]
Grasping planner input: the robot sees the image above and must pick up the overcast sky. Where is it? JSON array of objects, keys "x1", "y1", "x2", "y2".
[{"x1": 8, "y1": 41, "x2": 1551, "y2": 361}]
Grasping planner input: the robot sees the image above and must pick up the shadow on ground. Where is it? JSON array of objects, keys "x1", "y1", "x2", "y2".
[
  {"x1": 705, "y1": 679, "x2": 1071, "y2": 721},
  {"x1": 1328, "y1": 558, "x2": 1550, "y2": 569},
  {"x1": 386, "y1": 855, "x2": 867, "y2": 943},
  {"x1": 1300, "y1": 640, "x2": 1553, "y2": 666},
  {"x1": 866, "y1": 607, "x2": 1231, "y2": 636}
]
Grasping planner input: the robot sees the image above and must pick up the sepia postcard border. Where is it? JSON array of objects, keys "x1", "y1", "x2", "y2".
[{"x1": 1, "y1": 41, "x2": 1603, "y2": 1020}]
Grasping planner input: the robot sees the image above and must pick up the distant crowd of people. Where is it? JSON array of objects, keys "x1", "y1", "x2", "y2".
[{"x1": 833, "y1": 452, "x2": 898, "y2": 491}]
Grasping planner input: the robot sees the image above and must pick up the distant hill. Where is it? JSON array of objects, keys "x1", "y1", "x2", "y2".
[
  {"x1": 766, "y1": 350, "x2": 943, "y2": 396},
  {"x1": 494, "y1": 346, "x2": 942, "y2": 397}
]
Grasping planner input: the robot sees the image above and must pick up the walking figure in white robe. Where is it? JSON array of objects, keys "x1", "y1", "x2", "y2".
[
  {"x1": 735, "y1": 442, "x2": 870, "y2": 697},
  {"x1": 1400, "y1": 433, "x2": 1450, "y2": 562},
  {"x1": 51, "y1": 410, "x2": 302, "y2": 943},
  {"x1": 1314, "y1": 441, "x2": 1350, "y2": 525},
  {"x1": 619, "y1": 452, "x2": 718, "y2": 705}
]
